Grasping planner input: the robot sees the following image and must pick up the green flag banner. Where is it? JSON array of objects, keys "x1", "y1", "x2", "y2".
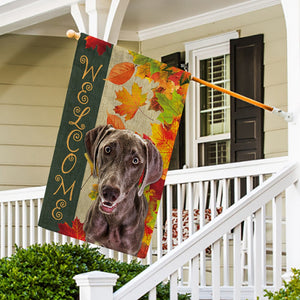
[{"x1": 38, "y1": 33, "x2": 191, "y2": 258}]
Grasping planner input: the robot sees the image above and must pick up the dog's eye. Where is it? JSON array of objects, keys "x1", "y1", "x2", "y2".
[
  {"x1": 104, "y1": 146, "x2": 111, "y2": 154},
  {"x1": 132, "y1": 157, "x2": 140, "y2": 165}
]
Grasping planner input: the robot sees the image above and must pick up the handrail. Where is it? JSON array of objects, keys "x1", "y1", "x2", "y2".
[
  {"x1": 165, "y1": 156, "x2": 288, "y2": 184},
  {"x1": 0, "y1": 186, "x2": 46, "y2": 202},
  {"x1": 114, "y1": 162, "x2": 298, "y2": 300}
]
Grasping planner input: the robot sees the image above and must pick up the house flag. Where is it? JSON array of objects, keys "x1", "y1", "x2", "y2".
[{"x1": 38, "y1": 33, "x2": 191, "y2": 258}]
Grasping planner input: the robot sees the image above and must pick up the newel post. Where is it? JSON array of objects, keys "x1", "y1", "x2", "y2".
[{"x1": 74, "y1": 271, "x2": 119, "y2": 300}]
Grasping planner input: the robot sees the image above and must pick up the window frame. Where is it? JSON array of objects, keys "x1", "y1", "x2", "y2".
[{"x1": 185, "y1": 31, "x2": 239, "y2": 167}]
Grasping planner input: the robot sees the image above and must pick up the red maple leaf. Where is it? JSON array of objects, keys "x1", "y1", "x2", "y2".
[
  {"x1": 168, "y1": 70, "x2": 184, "y2": 85},
  {"x1": 58, "y1": 217, "x2": 86, "y2": 241},
  {"x1": 85, "y1": 36, "x2": 112, "y2": 56}
]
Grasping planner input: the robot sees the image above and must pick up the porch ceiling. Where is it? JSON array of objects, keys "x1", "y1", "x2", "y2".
[{"x1": 0, "y1": 0, "x2": 281, "y2": 41}]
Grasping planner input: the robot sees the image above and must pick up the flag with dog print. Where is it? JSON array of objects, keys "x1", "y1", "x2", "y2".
[{"x1": 38, "y1": 33, "x2": 191, "y2": 258}]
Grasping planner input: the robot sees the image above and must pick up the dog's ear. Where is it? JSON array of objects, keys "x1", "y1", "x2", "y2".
[
  {"x1": 138, "y1": 139, "x2": 163, "y2": 197},
  {"x1": 85, "y1": 125, "x2": 114, "y2": 177}
]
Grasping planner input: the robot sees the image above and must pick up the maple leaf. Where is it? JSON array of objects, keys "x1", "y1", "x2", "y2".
[
  {"x1": 180, "y1": 71, "x2": 192, "y2": 85},
  {"x1": 114, "y1": 83, "x2": 147, "y2": 121},
  {"x1": 148, "y1": 94, "x2": 163, "y2": 112},
  {"x1": 106, "y1": 62, "x2": 135, "y2": 85},
  {"x1": 135, "y1": 63, "x2": 151, "y2": 81},
  {"x1": 150, "y1": 120, "x2": 179, "y2": 168},
  {"x1": 107, "y1": 112, "x2": 125, "y2": 129},
  {"x1": 58, "y1": 217, "x2": 86, "y2": 241},
  {"x1": 129, "y1": 50, "x2": 152, "y2": 65},
  {"x1": 168, "y1": 70, "x2": 185, "y2": 85},
  {"x1": 156, "y1": 91, "x2": 184, "y2": 124},
  {"x1": 85, "y1": 36, "x2": 112, "y2": 56}
]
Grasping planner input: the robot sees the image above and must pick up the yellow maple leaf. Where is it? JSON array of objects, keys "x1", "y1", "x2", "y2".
[
  {"x1": 114, "y1": 83, "x2": 147, "y2": 121},
  {"x1": 150, "y1": 119, "x2": 180, "y2": 169}
]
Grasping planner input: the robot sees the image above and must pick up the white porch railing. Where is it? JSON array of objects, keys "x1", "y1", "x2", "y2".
[
  {"x1": 109, "y1": 160, "x2": 297, "y2": 299},
  {"x1": 0, "y1": 156, "x2": 294, "y2": 299}
]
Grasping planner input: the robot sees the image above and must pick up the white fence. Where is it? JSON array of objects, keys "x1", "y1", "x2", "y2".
[{"x1": 0, "y1": 156, "x2": 292, "y2": 299}]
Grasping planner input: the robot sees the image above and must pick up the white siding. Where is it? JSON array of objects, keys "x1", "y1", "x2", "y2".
[{"x1": 140, "y1": 4, "x2": 288, "y2": 159}]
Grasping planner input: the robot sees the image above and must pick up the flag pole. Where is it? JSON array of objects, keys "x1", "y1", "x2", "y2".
[
  {"x1": 191, "y1": 76, "x2": 293, "y2": 122},
  {"x1": 66, "y1": 29, "x2": 293, "y2": 122}
]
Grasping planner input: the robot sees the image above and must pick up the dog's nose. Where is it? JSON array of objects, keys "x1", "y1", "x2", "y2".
[{"x1": 102, "y1": 185, "x2": 120, "y2": 202}]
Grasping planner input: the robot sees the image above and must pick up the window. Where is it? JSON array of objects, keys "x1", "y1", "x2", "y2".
[
  {"x1": 198, "y1": 54, "x2": 230, "y2": 166},
  {"x1": 185, "y1": 31, "x2": 239, "y2": 167}
]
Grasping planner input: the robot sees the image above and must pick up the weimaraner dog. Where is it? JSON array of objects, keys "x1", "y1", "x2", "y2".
[{"x1": 83, "y1": 125, "x2": 163, "y2": 255}]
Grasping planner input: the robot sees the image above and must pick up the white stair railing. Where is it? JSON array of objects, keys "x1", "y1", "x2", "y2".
[{"x1": 113, "y1": 162, "x2": 298, "y2": 300}]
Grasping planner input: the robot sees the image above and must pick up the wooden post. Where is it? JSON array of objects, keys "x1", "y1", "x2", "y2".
[
  {"x1": 74, "y1": 271, "x2": 119, "y2": 300},
  {"x1": 281, "y1": 0, "x2": 300, "y2": 275}
]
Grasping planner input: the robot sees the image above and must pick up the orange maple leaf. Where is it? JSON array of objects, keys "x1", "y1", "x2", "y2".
[
  {"x1": 58, "y1": 217, "x2": 86, "y2": 241},
  {"x1": 114, "y1": 82, "x2": 147, "y2": 121}
]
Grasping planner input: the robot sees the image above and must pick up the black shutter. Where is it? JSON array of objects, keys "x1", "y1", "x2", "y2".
[
  {"x1": 161, "y1": 52, "x2": 186, "y2": 170},
  {"x1": 230, "y1": 34, "x2": 264, "y2": 162}
]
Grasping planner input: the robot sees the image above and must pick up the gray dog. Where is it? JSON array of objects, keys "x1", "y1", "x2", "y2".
[{"x1": 83, "y1": 125, "x2": 163, "y2": 255}]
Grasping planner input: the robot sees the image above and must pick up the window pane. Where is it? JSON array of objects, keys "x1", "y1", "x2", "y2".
[
  {"x1": 198, "y1": 140, "x2": 230, "y2": 167},
  {"x1": 199, "y1": 54, "x2": 230, "y2": 138}
]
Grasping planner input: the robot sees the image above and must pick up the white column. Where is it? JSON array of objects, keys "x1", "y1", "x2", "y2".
[
  {"x1": 74, "y1": 271, "x2": 119, "y2": 300},
  {"x1": 281, "y1": 0, "x2": 300, "y2": 272},
  {"x1": 85, "y1": 0, "x2": 110, "y2": 39}
]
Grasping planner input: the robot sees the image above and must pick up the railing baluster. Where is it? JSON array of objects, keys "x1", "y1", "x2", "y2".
[
  {"x1": 246, "y1": 176, "x2": 254, "y2": 285},
  {"x1": 148, "y1": 287, "x2": 156, "y2": 300},
  {"x1": 222, "y1": 178, "x2": 229, "y2": 286},
  {"x1": 30, "y1": 199, "x2": 35, "y2": 245},
  {"x1": 156, "y1": 199, "x2": 163, "y2": 259},
  {"x1": 273, "y1": 194, "x2": 283, "y2": 290},
  {"x1": 7, "y1": 201, "x2": 12, "y2": 257},
  {"x1": 254, "y1": 208, "x2": 263, "y2": 299},
  {"x1": 234, "y1": 177, "x2": 240, "y2": 203},
  {"x1": 170, "y1": 271, "x2": 178, "y2": 300},
  {"x1": 167, "y1": 184, "x2": 173, "y2": 252},
  {"x1": 45, "y1": 229, "x2": 51, "y2": 243},
  {"x1": 212, "y1": 241, "x2": 221, "y2": 300},
  {"x1": 1, "y1": 202, "x2": 5, "y2": 258},
  {"x1": 15, "y1": 200, "x2": 20, "y2": 247},
  {"x1": 191, "y1": 255, "x2": 199, "y2": 300},
  {"x1": 187, "y1": 182, "x2": 193, "y2": 234},
  {"x1": 199, "y1": 181, "x2": 206, "y2": 286},
  {"x1": 22, "y1": 200, "x2": 27, "y2": 248},
  {"x1": 53, "y1": 232, "x2": 59, "y2": 244},
  {"x1": 177, "y1": 184, "x2": 183, "y2": 285},
  {"x1": 37, "y1": 198, "x2": 43, "y2": 244},
  {"x1": 210, "y1": 180, "x2": 216, "y2": 219},
  {"x1": 261, "y1": 204, "x2": 267, "y2": 286},
  {"x1": 62, "y1": 234, "x2": 68, "y2": 244},
  {"x1": 187, "y1": 182, "x2": 193, "y2": 285},
  {"x1": 233, "y1": 224, "x2": 242, "y2": 300}
]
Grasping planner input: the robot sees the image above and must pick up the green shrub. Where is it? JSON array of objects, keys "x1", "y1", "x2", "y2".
[
  {"x1": 0, "y1": 243, "x2": 190, "y2": 300},
  {"x1": 264, "y1": 268, "x2": 300, "y2": 299}
]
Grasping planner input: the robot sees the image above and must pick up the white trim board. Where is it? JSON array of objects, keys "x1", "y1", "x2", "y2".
[{"x1": 138, "y1": 0, "x2": 280, "y2": 41}]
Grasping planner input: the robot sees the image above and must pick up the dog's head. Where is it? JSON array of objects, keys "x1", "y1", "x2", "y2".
[{"x1": 85, "y1": 125, "x2": 163, "y2": 214}]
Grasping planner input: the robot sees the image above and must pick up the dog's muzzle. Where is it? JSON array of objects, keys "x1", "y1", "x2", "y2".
[{"x1": 99, "y1": 185, "x2": 120, "y2": 214}]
